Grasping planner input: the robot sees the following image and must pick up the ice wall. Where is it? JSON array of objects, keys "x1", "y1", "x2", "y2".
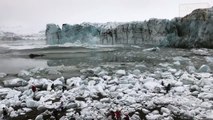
[
  {"x1": 46, "y1": 24, "x2": 61, "y2": 45},
  {"x1": 46, "y1": 7, "x2": 213, "y2": 48},
  {"x1": 45, "y1": 23, "x2": 100, "y2": 45}
]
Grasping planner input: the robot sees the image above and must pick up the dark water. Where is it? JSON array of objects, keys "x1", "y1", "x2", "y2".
[
  {"x1": 0, "y1": 45, "x2": 119, "y2": 73},
  {"x1": 0, "y1": 39, "x2": 213, "y2": 74}
]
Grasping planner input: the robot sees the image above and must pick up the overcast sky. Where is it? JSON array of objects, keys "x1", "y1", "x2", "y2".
[{"x1": 0, "y1": 0, "x2": 212, "y2": 34}]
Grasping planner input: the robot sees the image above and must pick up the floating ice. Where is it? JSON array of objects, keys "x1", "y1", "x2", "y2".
[
  {"x1": 3, "y1": 78, "x2": 28, "y2": 87},
  {"x1": 0, "y1": 73, "x2": 6, "y2": 78},
  {"x1": 116, "y1": 70, "x2": 126, "y2": 76},
  {"x1": 1, "y1": 60, "x2": 213, "y2": 119}
]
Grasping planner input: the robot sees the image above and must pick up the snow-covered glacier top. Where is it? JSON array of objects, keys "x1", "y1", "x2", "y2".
[{"x1": 80, "y1": 22, "x2": 122, "y2": 29}]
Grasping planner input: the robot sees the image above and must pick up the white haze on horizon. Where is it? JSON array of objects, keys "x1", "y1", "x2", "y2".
[{"x1": 0, "y1": 0, "x2": 212, "y2": 34}]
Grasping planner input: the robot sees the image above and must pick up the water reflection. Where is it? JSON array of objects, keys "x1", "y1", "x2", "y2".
[
  {"x1": 0, "y1": 57, "x2": 47, "y2": 74},
  {"x1": 46, "y1": 50, "x2": 160, "y2": 67}
]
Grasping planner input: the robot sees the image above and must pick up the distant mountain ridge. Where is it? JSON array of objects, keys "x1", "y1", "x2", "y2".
[
  {"x1": 46, "y1": 7, "x2": 213, "y2": 48},
  {"x1": 0, "y1": 30, "x2": 45, "y2": 40},
  {"x1": 0, "y1": 31, "x2": 22, "y2": 40}
]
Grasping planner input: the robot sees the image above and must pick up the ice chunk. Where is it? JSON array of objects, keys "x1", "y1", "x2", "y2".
[
  {"x1": 186, "y1": 66, "x2": 197, "y2": 73},
  {"x1": 53, "y1": 78, "x2": 63, "y2": 86},
  {"x1": 179, "y1": 72, "x2": 197, "y2": 85},
  {"x1": 135, "y1": 64, "x2": 147, "y2": 70},
  {"x1": 46, "y1": 69, "x2": 61, "y2": 75},
  {"x1": 3, "y1": 78, "x2": 28, "y2": 87},
  {"x1": 191, "y1": 49, "x2": 209, "y2": 56},
  {"x1": 131, "y1": 114, "x2": 141, "y2": 120},
  {"x1": 143, "y1": 47, "x2": 160, "y2": 52},
  {"x1": 198, "y1": 92, "x2": 213, "y2": 100},
  {"x1": 132, "y1": 69, "x2": 141, "y2": 76},
  {"x1": 200, "y1": 102, "x2": 212, "y2": 109},
  {"x1": 66, "y1": 103, "x2": 78, "y2": 109},
  {"x1": 173, "y1": 61, "x2": 181, "y2": 66},
  {"x1": 26, "y1": 99, "x2": 40, "y2": 108},
  {"x1": 198, "y1": 65, "x2": 211, "y2": 73},
  {"x1": 205, "y1": 57, "x2": 213, "y2": 64},
  {"x1": 18, "y1": 70, "x2": 31, "y2": 78},
  {"x1": 22, "y1": 108, "x2": 32, "y2": 113},
  {"x1": 0, "y1": 73, "x2": 6, "y2": 78},
  {"x1": 100, "y1": 98, "x2": 110, "y2": 103},
  {"x1": 173, "y1": 86, "x2": 185, "y2": 94},
  {"x1": 146, "y1": 113, "x2": 162, "y2": 120},
  {"x1": 190, "y1": 85, "x2": 200, "y2": 91},
  {"x1": 142, "y1": 108, "x2": 150, "y2": 114},
  {"x1": 0, "y1": 88, "x2": 11, "y2": 96},
  {"x1": 174, "y1": 70, "x2": 183, "y2": 77},
  {"x1": 92, "y1": 67, "x2": 102, "y2": 75},
  {"x1": 168, "y1": 68, "x2": 177, "y2": 73},
  {"x1": 205, "y1": 111, "x2": 213, "y2": 119},
  {"x1": 195, "y1": 73, "x2": 212, "y2": 79},
  {"x1": 10, "y1": 110, "x2": 18, "y2": 118},
  {"x1": 67, "y1": 77, "x2": 82, "y2": 87},
  {"x1": 174, "y1": 81, "x2": 183, "y2": 86},
  {"x1": 173, "y1": 56, "x2": 190, "y2": 61},
  {"x1": 97, "y1": 70, "x2": 108, "y2": 76},
  {"x1": 116, "y1": 70, "x2": 126, "y2": 76},
  {"x1": 159, "y1": 63, "x2": 172, "y2": 67},
  {"x1": 6, "y1": 89, "x2": 21, "y2": 99},
  {"x1": 167, "y1": 105, "x2": 180, "y2": 115},
  {"x1": 143, "y1": 81, "x2": 161, "y2": 91},
  {"x1": 199, "y1": 78, "x2": 213, "y2": 86},
  {"x1": 28, "y1": 78, "x2": 51, "y2": 88},
  {"x1": 161, "y1": 107, "x2": 171, "y2": 115},
  {"x1": 35, "y1": 114, "x2": 43, "y2": 120}
]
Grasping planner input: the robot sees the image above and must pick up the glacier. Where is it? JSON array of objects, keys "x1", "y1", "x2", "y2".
[
  {"x1": 46, "y1": 7, "x2": 213, "y2": 48},
  {"x1": 46, "y1": 23, "x2": 100, "y2": 45}
]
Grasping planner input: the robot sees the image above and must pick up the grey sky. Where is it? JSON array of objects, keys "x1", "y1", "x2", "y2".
[{"x1": 0, "y1": 0, "x2": 212, "y2": 34}]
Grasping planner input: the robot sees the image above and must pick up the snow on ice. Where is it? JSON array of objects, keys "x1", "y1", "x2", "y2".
[{"x1": 0, "y1": 65, "x2": 213, "y2": 119}]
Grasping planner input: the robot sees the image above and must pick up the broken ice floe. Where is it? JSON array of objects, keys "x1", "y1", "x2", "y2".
[{"x1": 0, "y1": 66, "x2": 213, "y2": 120}]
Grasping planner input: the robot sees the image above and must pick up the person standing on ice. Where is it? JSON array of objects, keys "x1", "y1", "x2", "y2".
[
  {"x1": 106, "y1": 110, "x2": 116, "y2": 120},
  {"x1": 115, "y1": 110, "x2": 121, "y2": 120},
  {"x1": 110, "y1": 111, "x2": 116, "y2": 120},
  {"x1": 161, "y1": 82, "x2": 171, "y2": 94},
  {"x1": 161, "y1": 81, "x2": 164, "y2": 86},
  {"x1": 59, "y1": 101, "x2": 64, "y2": 111},
  {"x1": 165, "y1": 83, "x2": 171, "y2": 94},
  {"x1": 2, "y1": 107, "x2": 8, "y2": 119},
  {"x1": 123, "y1": 113, "x2": 130, "y2": 120},
  {"x1": 31, "y1": 85, "x2": 36, "y2": 95},
  {"x1": 51, "y1": 84, "x2": 55, "y2": 91},
  {"x1": 62, "y1": 85, "x2": 67, "y2": 92},
  {"x1": 53, "y1": 109, "x2": 59, "y2": 120}
]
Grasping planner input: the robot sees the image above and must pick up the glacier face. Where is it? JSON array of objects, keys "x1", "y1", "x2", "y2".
[
  {"x1": 45, "y1": 24, "x2": 61, "y2": 45},
  {"x1": 46, "y1": 7, "x2": 213, "y2": 48},
  {"x1": 46, "y1": 23, "x2": 101, "y2": 45}
]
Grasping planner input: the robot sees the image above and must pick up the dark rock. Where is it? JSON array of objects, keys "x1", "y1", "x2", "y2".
[{"x1": 29, "y1": 54, "x2": 44, "y2": 59}]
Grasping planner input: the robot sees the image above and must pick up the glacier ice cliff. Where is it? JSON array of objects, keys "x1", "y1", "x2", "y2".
[
  {"x1": 46, "y1": 7, "x2": 213, "y2": 48},
  {"x1": 46, "y1": 23, "x2": 100, "y2": 45}
]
